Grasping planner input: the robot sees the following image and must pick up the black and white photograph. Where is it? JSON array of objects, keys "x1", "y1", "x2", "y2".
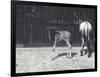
[{"x1": 11, "y1": 0, "x2": 97, "y2": 76}]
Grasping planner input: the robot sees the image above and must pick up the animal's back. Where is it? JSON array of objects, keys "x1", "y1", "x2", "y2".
[
  {"x1": 55, "y1": 31, "x2": 71, "y2": 41},
  {"x1": 80, "y1": 21, "x2": 92, "y2": 36}
]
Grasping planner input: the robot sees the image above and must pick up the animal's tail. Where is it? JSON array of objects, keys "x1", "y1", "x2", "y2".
[
  {"x1": 85, "y1": 21, "x2": 90, "y2": 41},
  {"x1": 85, "y1": 22, "x2": 91, "y2": 57}
]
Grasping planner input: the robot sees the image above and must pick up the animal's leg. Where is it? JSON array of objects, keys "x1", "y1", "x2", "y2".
[
  {"x1": 91, "y1": 34, "x2": 95, "y2": 51},
  {"x1": 80, "y1": 37, "x2": 85, "y2": 56},
  {"x1": 87, "y1": 39, "x2": 91, "y2": 58},
  {"x1": 92, "y1": 37, "x2": 95, "y2": 49},
  {"x1": 51, "y1": 38, "x2": 57, "y2": 60},
  {"x1": 66, "y1": 41, "x2": 72, "y2": 58},
  {"x1": 85, "y1": 34, "x2": 92, "y2": 58},
  {"x1": 53, "y1": 38, "x2": 57, "y2": 52}
]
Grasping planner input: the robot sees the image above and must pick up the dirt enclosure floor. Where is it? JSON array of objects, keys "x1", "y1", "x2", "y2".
[{"x1": 16, "y1": 47, "x2": 95, "y2": 73}]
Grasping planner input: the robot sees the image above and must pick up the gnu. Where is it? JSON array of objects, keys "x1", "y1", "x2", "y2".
[
  {"x1": 79, "y1": 21, "x2": 93, "y2": 57},
  {"x1": 48, "y1": 29, "x2": 72, "y2": 58}
]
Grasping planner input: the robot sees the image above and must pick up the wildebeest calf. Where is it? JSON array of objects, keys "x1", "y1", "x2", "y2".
[{"x1": 48, "y1": 29, "x2": 72, "y2": 58}]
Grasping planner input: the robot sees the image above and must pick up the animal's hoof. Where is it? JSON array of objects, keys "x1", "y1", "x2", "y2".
[
  {"x1": 88, "y1": 54, "x2": 91, "y2": 58},
  {"x1": 80, "y1": 54, "x2": 83, "y2": 56},
  {"x1": 68, "y1": 57, "x2": 72, "y2": 59},
  {"x1": 66, "y1": 55, "x2": 72, "y2": 59},
  {"x1": 53, "y1": 49, "x2": 55, "y2": 52},
  {"x1": 69, "y1": 56, "x2": 72, "y2": 59},
  {"x1": 80, "y1": 50, "x2": 83, "y2": 56},
  {"x1": 51, "y1": 58, "x2": 55, "y2": 60}
]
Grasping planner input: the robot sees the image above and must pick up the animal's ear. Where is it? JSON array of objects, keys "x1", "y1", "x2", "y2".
[{"x1": 55, "y1": 31, "x2": 59, "y2": 35}]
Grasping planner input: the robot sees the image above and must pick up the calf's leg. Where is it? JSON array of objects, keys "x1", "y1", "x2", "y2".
[
  {"x1": 66, "y1": 40, "x2": 72, "y2": 58},
  {"x1": 53, "y1": 38, "x2": 57, "y2": 52}
]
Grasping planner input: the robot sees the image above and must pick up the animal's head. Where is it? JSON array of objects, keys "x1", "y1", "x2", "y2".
[
  {"x1": 46, "y1": 27, "x2": 60, "y2": 41},
  {"x1": 48, "y1": 29, "x2": 56, "y2": 41}
]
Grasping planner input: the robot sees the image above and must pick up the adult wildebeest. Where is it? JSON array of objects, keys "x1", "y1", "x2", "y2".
[
  {"x1": 73, "y1": 12, "x2": 95, "y2": 57},
  {"x1": 79, "y1": 21, "x2": 94, "y2": 57},
  {"x1": 47, "y1": 28, "x2": 72, "y2": 58}
]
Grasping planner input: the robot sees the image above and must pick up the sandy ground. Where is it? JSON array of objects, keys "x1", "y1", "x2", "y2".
[{"x1": 16, "y1": 47, "x2": 95, "y2": 73}]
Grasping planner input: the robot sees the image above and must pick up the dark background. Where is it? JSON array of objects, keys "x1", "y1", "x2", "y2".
[{"x1": 16, "y1": 4, "x2": 96, "y2": 47}]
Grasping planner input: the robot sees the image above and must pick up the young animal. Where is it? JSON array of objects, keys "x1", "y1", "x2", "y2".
[{"x1": 48, "y1": 29, "x2": 72, "y2": 58}]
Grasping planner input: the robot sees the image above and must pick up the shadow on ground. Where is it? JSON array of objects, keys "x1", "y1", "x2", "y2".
[{"x1": 52, "y1": 52, "x2": 77, "y2": 60}]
